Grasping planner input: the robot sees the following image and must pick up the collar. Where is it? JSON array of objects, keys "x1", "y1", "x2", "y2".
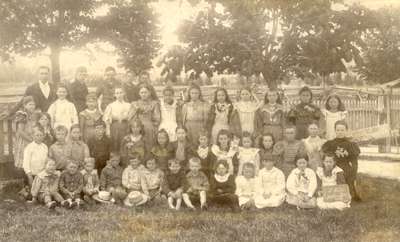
[
  {"x1": 214, "y1": 173, "x2": 230, "y2": 183},
  {"x1": 39, "y1": 80, "x2": 49, "y2": 86}
]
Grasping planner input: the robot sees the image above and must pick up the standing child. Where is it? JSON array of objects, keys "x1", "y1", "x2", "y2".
[
  {"x1": 237, "y1": 132, "x2": 260, "y2": 176},
  {"x1": 150, "y1": 129, "x2": 174, "y2": 172},
  {"x1": 235, "y1": 163, "x2": 257, "y2": 210},
  {"x1": 47, "y1": 84, "x2": 78, "y2": 131},
  {"x1": 322, "y1": 95, "x2": 347, "y2": 140},
  {"x1": 182, "y1": 157, "x2": 209, "y2": 210},
  {"x1": 254, "y1": 155, "x2": 286, "y2": 208},
  {"x1": 287, "y1": 86, "x2": 323, "y2": 139},
  {"x1": 206, "y1": 88, "x2": 233, "y2": 144},
  {"x1": 171, "y1": 126, "x2": 193, "y2": 171},
  {"x1": 302, "y1": 123, "x2": 326, "y2": 171},
  {"x1": 159, "y1": 86, "x2": 181, "y2": 142},
  {"x1": 59, "y1": 161, "x2": 84, "y2": 208},
  {"x1": 81, "y1": 157, "x2": 100, "y2": 204},
  {"x1": 100, "y1": 154, "x2": 127, "y2": 203},
  {"x1": 103, "y1": 86, "x2": 130, "y2": 152},
  {"x1": 122, "y1": 153, "x2": 149, "y2": 207},
  {"x1": 321, "y1": 120, "x2": 361, "y2": 201},
  {"x1": 79, "y1": 94, "x2": 102, "y2": 143},
  {"x1": 163, "y1": 159, "x2": 185, "y2": 210},
  {"x1": 144, "y1": 158, "x2": 165, "y2": 201},
  {"x1": 48, "y1": 125, "x2": 72, "y2": 171},
  {"x1": 36, "y1": 112, "x2": 55, "y2": 147},
  {"x1": 120, "y1": 119, "x2": 147, "y2": 167},
  {"x1": 68, "y1": 124, "x2": 90, "y2": 169},
  {"x1": 181, "y1": 84, "x2": 210, "y2": 145},
  {"x1": 193, "y1": 131, "x2": 217, "y2": 178},
  {"x1": 211, "y1": 129, "x2": 238, "y2": 176},
  {"x1": 87, "y1": 120, "x2": 111, "y2": 175},
  {"x1": 286, "y1": 158, "x2": 318, "y2": 209}
]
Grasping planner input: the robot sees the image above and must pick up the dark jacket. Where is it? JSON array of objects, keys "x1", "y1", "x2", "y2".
[
  {"x1": 23, "y1": 82, "x2": 57, "y2": 112},
  {"x1": 67, "y1": 80, "x2": 89, "y2": 113}
]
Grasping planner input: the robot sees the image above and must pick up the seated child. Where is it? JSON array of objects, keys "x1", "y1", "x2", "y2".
[
  {"x1": 235, "y1": 163, "x2": 257, "y2": 210},
  {"x1": 182, "y1": 157, "x2": 209, "y2": 210},
  {"x1": 144, "y1": 158, "x2": 165, "y2": 201},
  {"x1": 120, "y1": 119, "x2": 147, "y2": 168},
  {"x1": 150, "y1": 129, "x2": 174, "y2": 172},
  {"x1": 122, "y1": 153, "x2": 149, "y2": 207},
  {"x1": 81, "y1": 157, "x2": 100, "y2": 204},
  {"x1": 254, "y1": 154, "x2": 286, "y2": 208},
  {"x1": 30, "y1": 158, "x2": 65, "y2": 209},
  {"x1": 49, "y1": 125, "x2": 72, "y2": 171},
  {"x1": 171, "y1": 126, "x2": 193, "y2": 172},
  {"x1": 286, "y1": 158, "x2": 317, "y2": 209},
  {"x1": 163, "y1": 159, "x2": 185, "y2": 210},
  {"x1": 316, "y1": 154, "x2": 351, "y2": 210},
  {"x1": 237, "y1": 132, "x2": 260, "y2": 176},
  {"x1": 87, "y1": 120, "x2": 111, "y2": 175},
  {"x1": 209, "y1": 160, "x2": 239, "y2": 211},
  {"x1": 100, "y1": 153, "x2": 127, "y2": 203},
  {"x1": 68, "y1": 124, "x2": 90, "y2": 169},
  {"x1": 193, "y1": 131, "x2": 217, "y2": 178},
  {"x1": 211, "y1": 129, "x2": 239, "y2": 176},
  {"x1": 59, "y1": 161, "x2": 84, "y2": 208}
]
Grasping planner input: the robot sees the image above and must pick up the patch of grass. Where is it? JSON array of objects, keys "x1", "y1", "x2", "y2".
[{"x1": 0, "y1": 175, "x2": 399, "y2": 242}]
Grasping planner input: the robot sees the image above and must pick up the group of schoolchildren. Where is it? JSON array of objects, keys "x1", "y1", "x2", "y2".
[{"x1": 15, "y1": 83, "x2": 361, "y2": 212}]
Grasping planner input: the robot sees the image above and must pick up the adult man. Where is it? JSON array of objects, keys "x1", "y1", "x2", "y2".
[
  {"x1": 96, "y1": 66, "x2": 121, "y2": 113},
  {"x1": 67, "y1": 66, "x2": 89, "y2": 113},
  {"x1": 123, "y1": 71, "x2": 158, "y2": 102}
]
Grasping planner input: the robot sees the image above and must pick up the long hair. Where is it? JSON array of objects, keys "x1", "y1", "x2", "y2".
[
  {"x1": 129, "y1": 118, "x2": 145, "y2": 136},
  {"x1": 258, "y1": 133, "x2": 275, "y2": 150},
  {"x1": 325, "y1": 94, "x2": 346, "y2": 111},
  {"x1": 213, "y1": 87, "x2": 232, "y2": 104},
  {"x1": 216, "y1": 129, "x2": 232, "y2": 150},
  {"x1": 36, "y1": 112, "x2": 52, "y2": 128},
  {"x1": 264, "y1": 89, "x2": 282, "y2": 105},
  {"x1": 155, "y1": 129, "x2": 170, "y2": 148},
  {"x1": 298, "y1": 86, "x2": 313, "y2": 102},
  {"x1": 185, "y1": 84, "x2": 204, "y2": 102},
  {"x1": 237, "y1": 87, "x2": 254, "y2": 102}
]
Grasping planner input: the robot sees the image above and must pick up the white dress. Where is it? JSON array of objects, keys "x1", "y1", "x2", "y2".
[
  {"x1": 47, "y1": 99, "x2": 78, "y2": 131},
  {"x1": 159, "y1": 100, "x2": 178, "y2": 142},
  {"x1": 323, "y1": 110, "x2": 347, "y2": 140},
  {"x1": 302, "y1": 136, "x2": 326, "y2": 171},
  {"x1": 286, "y1": 168, "x2": 317, "y2": 208},
  {"x1": 234, "y1": 101, "x2": 259, "y2": 134},
  {"x1": 211, "y1": 145, "x2": 237, "y2": 175},
  {"x1": 237, "y1": 147, "x2": 260, "y2": 176},
  {"x1": 254, "y1": 167, "x2": 286, "y2": 208},
  {"x1": 235, "y1": 176, "x2": 256, "y2": 206}
]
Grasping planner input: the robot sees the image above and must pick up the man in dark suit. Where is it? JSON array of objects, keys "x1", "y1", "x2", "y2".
[{"x1": 67, "y1": 66, "x2": 89, "y2": 113}]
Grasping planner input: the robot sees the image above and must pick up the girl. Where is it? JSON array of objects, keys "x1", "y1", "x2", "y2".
[
  {"x1": 321, "y1": 120, "x2": 361, "y2": 201},
  {"x1": 171, "y1": 126, "x2": 193, "y2": 171},
  {"x1": 150, "y1": 129, "x2": 174, "y2": 172},
  {"x1": 128, "y1": 84, "x2": 161, "y2": 148},
  {"x1": 206, "y1": 88, "x2": 234, "y2": 144},
  {"x1": 47, "y1": 84, "x2": 78, "y2": 131},
  {"x1": 231, "y1": 87, "x2": 260, "y2": 138},
  {"x1": 316, "y1": 154, "x2": 351, "y2": 210},
  {"x1": 286, "y1": 158, "x2": 318, "y2": 209},
  {"x1": 323, "y1": 95, "x2": 347, "y2": 140},
  {"x1": 68, "y1": 124, "x2": 90, "y2": 169},
  {"x1": 103, "y1": 87, "x2": 130, "y2": 152},
  {"x1": 237, "y1": 132, "x2": 260, "y2": 176},
  {"x1": 258, "y1": 133, "x2": 275, "y2": 160},
  {"x1": 302, "y1": 123, "x2": 326, "y2": 171},
  {"x1": 193, "y1": 130, "x2": 217, "y2": 178},
  {"x1": 181, "y1": 84, "x2": 210, "y2": 145},
  {"x1": 144, "y1": 158, "x2": 165, "y2": 201},
  {"x1": 36, "y1": 112, "x2": 55, "y2": 147},
  {"x1": 79, "y1": 94, "x2": 102, "y2": 143},
  {"x1": 159, "y1": 86, "x2": 181, "y2": 142},
  {"x1": 211, "y1": 129, "x2": 238, "y2": 176},
  {"x1": 254, "y1": 89, "x2": 285, "y2": 142},
  {"x1": 120, "y1": 119, "x2": 147, "y2": 168},
  {"x1": 287, "y1": 86, "x2": 323, "y2": 139},
  {"x1": 14, "y1": 96, "x2": 37, "y2": 168},
  {"x1": 235, "y1": 163, "x2": 256, "y2": 210}
]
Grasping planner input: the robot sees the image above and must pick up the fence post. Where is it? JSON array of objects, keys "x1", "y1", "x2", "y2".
[{"x1": 386, "y1": 88, "x2": 393, "y2": 153}]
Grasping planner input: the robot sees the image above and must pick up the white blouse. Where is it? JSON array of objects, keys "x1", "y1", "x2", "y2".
[{"x1": 286, "y1": 168, "x2": 317, "y2": 197}]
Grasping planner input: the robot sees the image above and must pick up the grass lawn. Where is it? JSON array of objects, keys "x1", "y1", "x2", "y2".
[{"x1": 1, "y1": 175, "x2": 399, "y2": 242}]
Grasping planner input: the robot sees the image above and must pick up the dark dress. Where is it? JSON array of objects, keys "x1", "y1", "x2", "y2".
[
  {"x1": 163, "y1": 169, "x2": 186, "y2": 194},
  {"x1": 171, "y1": 141, "x2": 194, "y2": 172},
  {"x1": 151, "y1": 145, "x2": 175, "y2": 172},
  {"x1": 209, "y1": 174, "x2": 239, "y2": 209},
  {"x1": 67, "y1": 80, "x2": 89, "y2": 113},
  {"x1": 87, "y1": 135, "x2": 112, "y2": 175},
  {"x1": 192, "y1": 146, "x2": 217, "y2": 178},
  {"x1": 287, "y1": 102, "x2": 323, "y2": 139}
]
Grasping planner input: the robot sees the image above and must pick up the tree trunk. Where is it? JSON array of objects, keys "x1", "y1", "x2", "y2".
[
  {"x1": 262, "y1": 70, "x2": 278, "y2": 89},
  {"x1": 50, "y1": 46, "x2": 61, "y2": 84}
]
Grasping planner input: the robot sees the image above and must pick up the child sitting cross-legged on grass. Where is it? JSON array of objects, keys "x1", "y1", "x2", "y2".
[
  {"x1": 30, "y1": 158, "x2": 65, "y2": 209},
  {"x1": 81, "y1": 157, "x2": 100, "y2": 205},
  {"x1": 143, "y1": 158, "x2": 165, "y2": 201},
  {"x1": 122, "y1": 153, "x2": 149, "y2": 207},
  {"x1": 163, "y1": 159, "x2": 185, "y2": 210},
  {"x1": 235, "y1": 163, "x2": 257, "y2": 210},
  {"x1": 100, "y1": 153, "x2": 127, "y2": 204},
  {"x1": 59, "y1": 161, "x2": 84, "y2": 209},
  {"x1": 182, "y1": 157, "x2": 210, "y2": 210}
]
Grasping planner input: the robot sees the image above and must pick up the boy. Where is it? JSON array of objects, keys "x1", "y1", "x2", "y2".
[
  {"x1": 47, "y1": 84, "x2": 79, "y2": 131},
  {"x1": 100, "y1": 153, "x2": 127, "y2": 203},
  {"x1": 163, "y1": 159, "x2": 185, "y2": 210},
  {"x1": 144, "y1": 158, "x2": 164, "y2": 201},
  {"x1": 235, "y1": 163, "x2": 256, "y2": 210},
  {"x1": 81, "y1": 157, "x2": 100, "y2": 204},
  {"x1": 87, "y1": 120, "x2": 111, "y2": 175},
  {"x1": 274, "y1": 126, "x2": 307, "y2": 176},
  {"x1": 59, "y1": 161, "x2": 84, "y2": 208},
  {"x1": 48, "y1": 125, "x2": 72, "y2": 171},
  {"x1": 30, "y1": 158, "x2": 65, "y2": 209},
  {"x1": 122, "y1": 153, "x2": 149, "y2": 207},
  {"x1": 182, "y1": 157, "x2": 209, "y2": 210}
]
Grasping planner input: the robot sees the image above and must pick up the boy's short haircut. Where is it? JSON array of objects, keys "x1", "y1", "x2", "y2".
[
  {"x1": 243, "y1": 162, "x2": 255, "y2": 170},
  {"x1": 54, "y1": 125, "x2": 68, "y2": 134},
  {"x1": 308, "y1": 121, "x2": 319, "y2": 128},
  {"x1": 56, "y1": 84, "x2": 68, "y2": 91},
  {"x1": 32, "y1": 125, "x2": 44, "y2": 134},
  {"x1": 67, "y1": 160, "x2": 79, "y2": 167},
  {"x1": 168, "y1": 159, "x2": 180, "y2": 167},
  {"x1": 128, "y1": 151, "x2": 142, "y2": 161},
  {"x1": 105, "y1": 66, "x2": 116, "y2": 73},
  {"x1": 94, "y1": 119, "x2": 107, "y2": 128},
  {"x1": 241, "y1": 131, "x2": 252, "y2": 139},
  {"x1": 198, "y1": 129, "x2": 209, "y2": 139},
  {"x1": 334, "y1": 120, "x2": 348, "y2": 130},
  {"x1": 261, "y1": 153, "x2": 278, "y2": 163},
  {"x1": 284, "y1": 125, "x2": 296, "y2": 131},
  {"x1": 109, "y1": 152, "x2": 120, "y2": 161},
  {"x1": 84, "y1": 157, "x2": 95, "y2": 165},
  {"x1": 146, "y1": 158, "x2": 157, "y2": 165},
  {"x1": 70, "y1": 123, "x2": 81, "y2": 132},
  {"x1": 189, "y1": 157, "x2": 201, "y2": 166},
  {"x1": 163, "y1": 86, "x2": 175, "y2": 95}
]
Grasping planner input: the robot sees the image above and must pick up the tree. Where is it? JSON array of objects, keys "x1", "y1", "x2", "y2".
[{"x1": 0, "y1": 0, "x2": 98, "y2": 83}]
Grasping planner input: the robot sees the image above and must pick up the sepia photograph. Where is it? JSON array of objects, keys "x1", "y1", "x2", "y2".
[{"x1": 0, "y1": 0, "x2": 399, "y2": 241}]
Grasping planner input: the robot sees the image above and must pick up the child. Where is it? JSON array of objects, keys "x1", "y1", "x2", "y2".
[
  {"x1": 231, "y1": 87, "x2": 260, "y2": 138},
  {"x1": 182, "y1": 157, "x2": 209, "y2": 210},
  {"x1": 49, "y1": 125, "x2": 72, "y2": 171},
  {"x1": 274, "y1": 126, "x2": 307, "y2": 176},
  {"x1": 103, "y1": 86, "x2": 130, "y2": 152},
  {"x1": 193, "y1": 131, "x2": 217, "y2": 178},
  {"x1": 79, "y1": 94, "x2": 102, "y2": 143},
  {"x1": 209, "y1": 160, "x2": 239, "y2": 211},
  {"x1": 171, "y1": 126, "x2": 193, "y2": 171},
  {"x1": 128, "y1": 84, "x2": 161, "y2": 148},
  {"x1": 235, "y1": 163, "x2": 256, "y2": 210},
  {"x1": 322, "y1": 95, "x2": 347, "y2": 140},
  {"x1": 287, "y1": 86, "x2": 323, "y2": 139},
  {"x1": 81, "y1": 157, "x2": 100, "y2": 204},
  {"x1": 100, "y1": 153, "x2": 127, "y2": 203},
  {"x1": 258, "y1": 133, "x2": 275, "y2": 159},
  {"x1": 254, "y1": 89, "x2": 285, "y2": 142},
  {"x1": 47, "y1": 84, "x2": 78, "y2": 131},
  {"x1": 14, "y1": 96, "x2": 37, "y2": 168},
  {"x1": 23, "y1": 126, "x2": 48, "y2": 187},
  {"x1": 150, "y1": 129, "x2": 174, "y2": 172},
  {"x1": 68, "y1": 124, "x2": 90, "y2": 169},
  {"x1": 254, "y1": 155, "x2": 286, "y2": 208},
  {"x1": 316, "y1": 154, "x2": 351, "y2": 210},
  {"x1": 159, "y1": 86, "x2": 181, "y2": 142},
  {"x1": 144, "y1": 158, "x2": 165, "y2": 201},
  {"x1": 120, "y1": 119, "x2": 147, "y2": 168},
  {"x1": 211, "y1": 129, "x2": 238, "y2": 176},
  {"x1": 36, "y1": 112, "x2": 55, "y2": 147},
  {"x1": 30, "y1": 158, "x2": 64, "y2": 209},
  {"x1": 163, "y1": 159, "x2": 185, "y2": 210},
  {"x1": 122, "y1": 153, "x2": 149, "y2": 207},
  {"x1": 321, "y1": 120, "x2": 361, "y2": 201},
  {"x1": 286, "y1": 158, "x2": 317, "y2": 209},
  {"x1": 59, "y1": 161, "x2": 84, "y2": 208},
  {"x1": 237, "y1": 132, "x2": 260, "y2": 176},
  {"x1": 181, "y1": 84, "x2": 210, "y2": 145},
  {"x1": 302, "y1": 123, "x2": 326, "y2": 171},
  {"x1": 206, "y1": 87, "x2": 233, "y2": 144},
  {"x1": 87, "y1": 120, "x2": 111, "y2": 175}
]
